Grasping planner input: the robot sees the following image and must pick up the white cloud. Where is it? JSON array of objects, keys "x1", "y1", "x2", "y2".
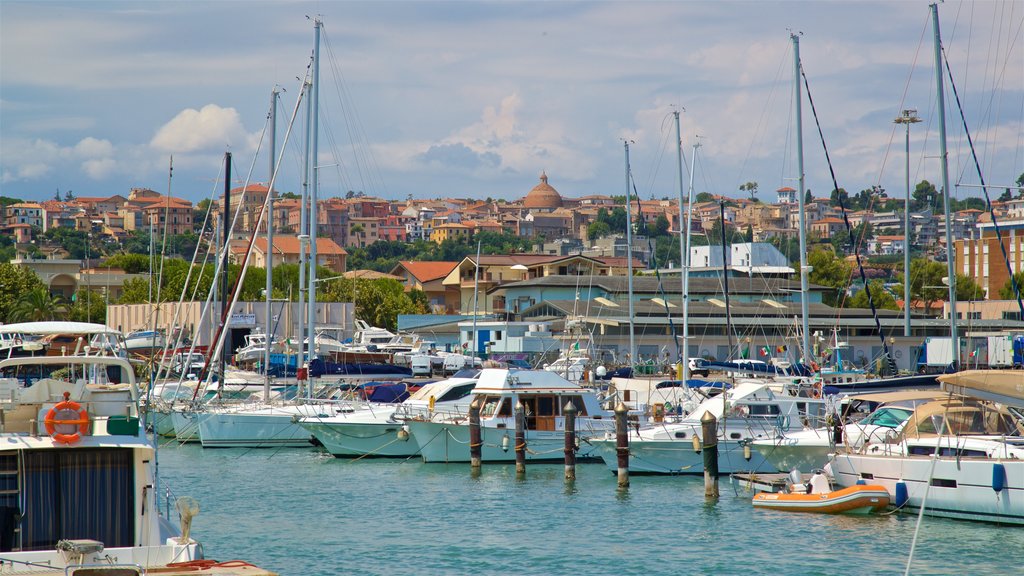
[
  {"x1": 150, "y1": 104, "x2": 256, "y2": 154},
  {"x1": 73, "y1": 137, "x2": 114, "y2": 159},
  {"x1": 81, "y1": 157, "x2": 117, "y2": 179}
]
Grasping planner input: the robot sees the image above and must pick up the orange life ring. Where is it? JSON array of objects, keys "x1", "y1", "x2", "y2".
[{"x1": 44, "y1": 391, "x2": 90, "y2": 445}]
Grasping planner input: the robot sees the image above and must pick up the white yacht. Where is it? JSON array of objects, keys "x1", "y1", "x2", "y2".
[
  {"x1": 405, "y1": 368, "x2": 614, "y2": 463},
  {"x1": 828, "y1": 370, "x2": 1024, "y2": 524},
  {"x1": 233, "y1": 328, "x2": 285, "y2": 365},
  {"x1": 124, "y1": 329, "x2": 166, "y2": 354},
  {"x1": 299, "y1": 371, "x2": 479, "y2": 457},
  {"x1": 752, "y1": 389, "x2": 941, "y2": 473},
  {"x1": 0, "y1": 351, "x2": 271, "y2": 573},
  {"x1": 590, "y1": 382, "x2": 828, "y2": 474}
]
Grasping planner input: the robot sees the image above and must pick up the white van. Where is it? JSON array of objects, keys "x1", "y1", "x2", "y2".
[{"x1": 410, "y1": 354, "x2": 433, "y2": 377}]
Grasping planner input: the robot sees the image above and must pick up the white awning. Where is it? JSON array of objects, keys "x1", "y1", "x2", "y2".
[{"x1": 0, "y1": 321, "x2": 122, "y2": 336}]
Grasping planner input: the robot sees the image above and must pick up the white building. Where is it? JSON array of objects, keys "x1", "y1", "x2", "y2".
[{"x1": 688, "y1": 242, "x2": 793, "y2": 274}]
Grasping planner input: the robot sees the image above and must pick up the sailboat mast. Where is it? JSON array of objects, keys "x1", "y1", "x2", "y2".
[
  {"x1": 623, "y1": 141, "x2": 637, "y2": 371},
  {"x1": 673, "y1": 111, "x2": 688, "y2": 380},
  {"x1": 298, "y1": 79, "x2": 310, "y2": 396},
  {"x1": 471, "y1": 240, "x2": 481, "y2": 362},
  {"x1": 931, "y1": 3, "x2": 958, "y2": 365},
  {"x1": 792, "y1": 33, "x2": 812, "y2": 366},
  {"x1": 264, "y1": 86, "x2": 277, "y2": 402},
  {"x1": 307, "y1": 18, "x2": 322, "y2": 364},
  {"x1": 220, "y1": 152, "x2": 231, "y2": 386}
]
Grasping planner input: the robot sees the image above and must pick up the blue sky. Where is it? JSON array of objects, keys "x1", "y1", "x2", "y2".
[{"x1": 2, "y1": 1, "x2": 1021, "y2": 205}]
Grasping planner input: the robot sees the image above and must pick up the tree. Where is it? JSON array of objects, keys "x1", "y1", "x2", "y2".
[
  {"x1": 999, "y1": 272, "x2": 1024, "y2": 301},
  {"x1": 68, "y1": 289, "x2": 106, "y2": 323},
  {"x1": 805, "y1": 189, "x2": 813, "y2": 204},
  {"x1": 695, "y1": 192, "x2": 715, "y2": 203},
  {"x1": 194, "y1": 198, "x2": 213, "y2": 231},
  {"x1": 807, "y1": 248, "x2": 852, "y2": 307},
  {"x1": 64, "y1": 189, "x2": 75, "y2": 201},
  {"x1": 10, "y1": 288, "x2": 66, "y2": 322},
  {"x1": 0, "y1": 263, "x2": 45, "y2": 322},
  {"x1": 848, "y1": 279, "x2": 899, "y2": 311},
  {"x1": 744, "y1": 224, "x2": 754, "y2": 243},
  {"x1": 830, "y1": 187, "x2": 850, "y2": 207},
  {"x1": 587, "y1": 221, "x2": 611, "y2": 241},
  {"x1": 741, "y1": 183, "x2": 757, "y2": 203},
  {"x1": 954, "y1": 273, "x2": 985, "y2": 302},
  {"x1": 912, "y1": 180, "x2": 937, "y2": 212},
  {"x1": 651, "y1": 214, "x2": 670, "y2": 238},
  {"x1": 103, "y1": 253, "x2": 152, "y2": 274},
  {"x1": 906, "y1": 258, "x2": 949, "y2": 315},
  {"x1": 321, "y1": 278, "x2": 425, "y2": 331}
]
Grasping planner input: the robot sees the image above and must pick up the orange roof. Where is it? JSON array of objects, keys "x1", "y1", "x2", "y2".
[
  {"x1": 391, "y1": 261, "x2": 459, "y2": 282},
  {"x1": 253, "y1": 236, "x2": 347, "y2": 256},
  {"x1": 816, "y1": 217, "x2": 845, "y2": 224}
]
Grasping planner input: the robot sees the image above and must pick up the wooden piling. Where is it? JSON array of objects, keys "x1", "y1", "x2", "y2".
[
  {"x1": 614, "y1": 402, "x2": 629, "y2": 488},
  {"x1": 468, "y1": 397, "x2": 482, "y2": 470},
  {"x1": 514, "y1": 400, "x2": 526, "y2": 475},
  {"x1": 701, "y1": 410, "x2": 719, "y2": 499},
  {"x1": 563, "y1": 400, "x2": 577, "y2": 481}
]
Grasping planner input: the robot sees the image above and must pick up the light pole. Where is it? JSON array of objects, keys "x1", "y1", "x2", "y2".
[{"x1": 894, "y1": 109, "x2": 921, "y2": 337}]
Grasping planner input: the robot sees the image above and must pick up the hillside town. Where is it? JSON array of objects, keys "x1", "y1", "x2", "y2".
[{"x1": 2, "y1": 171, "x2": 1023, "y2": 372}]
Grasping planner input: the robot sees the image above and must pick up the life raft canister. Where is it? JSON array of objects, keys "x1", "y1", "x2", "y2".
[{"x1": 43, "y1": 391, "x2": 90, "y2": 444}]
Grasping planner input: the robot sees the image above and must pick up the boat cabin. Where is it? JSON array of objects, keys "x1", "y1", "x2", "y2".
[{"x1": 467, "y1": 369, "x2": 608, "y2": 431}]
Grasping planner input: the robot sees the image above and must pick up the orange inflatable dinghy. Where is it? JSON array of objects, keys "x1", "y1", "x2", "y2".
[{"x1": 753, "y1": 484, "x2": 890, "y2": 515}]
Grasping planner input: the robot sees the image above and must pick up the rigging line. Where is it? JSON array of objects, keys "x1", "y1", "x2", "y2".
[
  {"x1": 737, "y1": 39, "x2": 793, "y2": 195},
  {"x1": 154, "y1": 161, "x2": 226, "y2": 385},
  {"x1": 630, "y1": 173, "x2": 680, "y2": 362},
  {"x1": 942, "y1": 46, "x2": 1024, "y2": 316},
  {"x1": 189, "y1": 82, "x2": 290, "y2": 401},
  {"x1": 799, "y1": 65, "x2": 897, "y2": 376},
  {"x1": 321, "y1": 29, "x2": 389, "y2": 198},
  {"x1": 875, "y1": 14, "x2": 931, "y2": 190}
]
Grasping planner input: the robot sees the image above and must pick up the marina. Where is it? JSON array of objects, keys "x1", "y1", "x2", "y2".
[
  {"x1": 1, "y1": 1, "x2": 1023, "y2": 574},
  {"x1": 156, "y1": 445, "x2": 1023, "y2": 576}
]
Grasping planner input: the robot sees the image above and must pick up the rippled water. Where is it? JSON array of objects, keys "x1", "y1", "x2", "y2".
[{"x1": 157, "y1": 444, "x2": 1020, "y2": 576}]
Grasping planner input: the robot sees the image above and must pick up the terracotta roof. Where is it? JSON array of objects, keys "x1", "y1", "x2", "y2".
[
  {"x1": 522, "y1": 172, "x2": 563, "y2": 209},
  {"x1": 816, "y1": 217, "x2": 845, "y2": 224},
  {"x1": 253, "y1": 236, "x2": 347, "y2": 256},
  {"x1": 342, "y1": 270, "x2": 403, "y2": 280},
  {"x1": 392, "y1": 261, "x2": 459, "y2": 283}
]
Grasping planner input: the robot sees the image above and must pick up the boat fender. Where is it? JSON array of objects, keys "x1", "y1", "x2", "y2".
[
  {"x1": 43, "y1": 391, "x2": 90, "y2": 445},
  {"x1": 992, "y1": 463, "x2": 1006, "y2": 493},
  {"x1": 895, "y1": 481, "x2": 909, "y2": 508}
]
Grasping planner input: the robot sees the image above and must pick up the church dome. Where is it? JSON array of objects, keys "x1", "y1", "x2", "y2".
[{"x1": 522, "y1": 172, "x2": 563, "y2": 209}]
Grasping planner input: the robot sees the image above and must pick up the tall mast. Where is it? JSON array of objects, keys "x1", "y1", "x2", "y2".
[
  {"x1": 298, "y1": 79, "x2": 311, "y2": 396},
  {"x1": 673, "y1": 110, "x2": 687, "y2": 380},
  {"x1": 471, "y1": 240, "x2": 482, "y2": 363},
  {"x1": 220, "y1": 152, "x2": 232, "y2": 385},
  {"x1": 623, "y1": 141, "x2": 636, "y2": 371},
  {"x1": 792, "y1": 33, "x2": 811, "y2": 366},
  {"x1": 931, "y1": 3, "x2": 958, "y2": 366},
  {"x1": 264, "y1": 86, "x2": 277, "y2": 402},
  {"x1": 307, "y1": 18, "x2": 321, "y2": 365}
]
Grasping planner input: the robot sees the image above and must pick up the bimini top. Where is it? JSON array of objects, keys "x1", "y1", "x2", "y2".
[
  {"x1": 939, "y1": 369, "x2": 1024, "y2": 408},
  {"x1": 0, "y1": 321, "x2": 122, "y2": 336}
]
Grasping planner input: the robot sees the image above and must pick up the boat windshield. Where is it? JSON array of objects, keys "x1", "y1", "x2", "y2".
[{"x1": 861, "y1": 407, "x2": 914, "y2": 428}]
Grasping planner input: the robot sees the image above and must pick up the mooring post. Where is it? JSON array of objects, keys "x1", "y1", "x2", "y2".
[
  {"x1": 563, "y1": 400, "x2": 577, "y2": 482},
  {"x1": 469, "y1": 397, "x2": 482, "y2": 471},
  {"x1": 514, "y1": 400, "x2": 526, "y2": 475},
  {"x1": 615, "y1": 402, "x2": 629, "y2": 488},
  {"x1": 701, "y1": 410, "x2": 719, "y2": 499}
]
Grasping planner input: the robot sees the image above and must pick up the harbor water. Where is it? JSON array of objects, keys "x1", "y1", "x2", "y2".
[{"x1": 159, "y1": 444, "x2": 1020, "y2": 575}]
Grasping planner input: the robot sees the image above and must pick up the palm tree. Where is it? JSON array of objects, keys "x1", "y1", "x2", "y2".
[{"x1": 10, "y1": 288, "x2": 67, "y2": 322}]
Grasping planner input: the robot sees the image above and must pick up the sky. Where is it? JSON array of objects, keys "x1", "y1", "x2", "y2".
[{"x1": 2, "y1": 1, "x2": 1022, "y2": 206}]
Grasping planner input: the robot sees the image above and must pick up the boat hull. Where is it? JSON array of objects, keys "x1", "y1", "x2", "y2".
[
  {"x1": 170, "y1": 410, "x2": 202, "y2": 442},
  {"x1": 830, "y1": 451, "x2": 1024, "y2": 524},
  {"x1": 198, "y1": 407, "x2": 320, "y2": 448},
  {"x1": 752, "y1": 485, "x2": 890, "y2": 514},
  {"x1": 591, "y1": 437, "x2": 778, "y2": 475},
  {"x1": 753, "y1": 438, "x2": 832, "y2": 473},
  {"x1": 302, "y1": 418, "x2": 416, "y2": 457}
]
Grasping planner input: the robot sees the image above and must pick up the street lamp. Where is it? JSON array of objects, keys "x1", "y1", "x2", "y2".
[{"x1": 894, "y1": 109, "x2": 921, "y2": 338}]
